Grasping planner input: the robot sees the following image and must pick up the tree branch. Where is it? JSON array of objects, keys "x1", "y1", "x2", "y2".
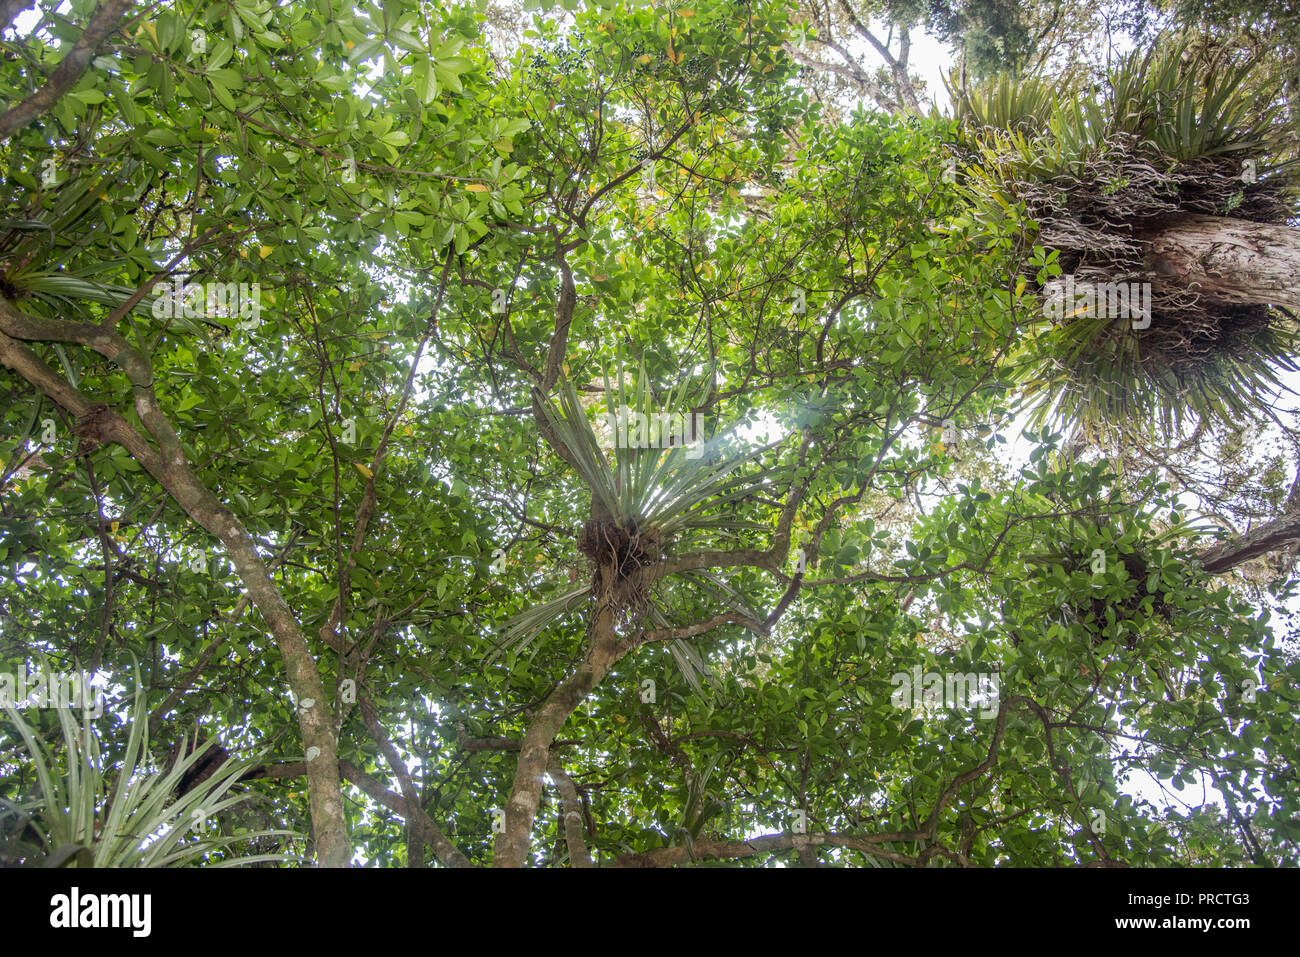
[
  {"x1": 0, "y1": 0, "x2": 135, "y2": 140},
  {"x1": 0, "y1": 305, "x2": 350, "y2": 867},
  {"x1": 1198, "y1": 506, "x2": 1300, "y2": 574},
  {"x1": 0, "y1": 0, "x2": 34, "y2": 30},
  {"x1": 338, "y1": 760, "x2": 472, "y2": 868},
  {"x1": 547, "y1": 758, "x2": 592, "y2": 868}
]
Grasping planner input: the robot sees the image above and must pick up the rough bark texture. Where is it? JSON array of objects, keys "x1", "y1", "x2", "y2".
[
  {"x1": 1144, "y1": 214, "x2": 1300, "y2": 313},
  {"x1": 1199, "y1": 508, "x2": 1300, "y2": 574}
]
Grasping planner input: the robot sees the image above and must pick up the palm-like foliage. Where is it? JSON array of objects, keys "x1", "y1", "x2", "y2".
[
  {"x1": 670, "y1": 753, "x2": 725, "y2": 854},
  {"x1": 1, "y1": 669, "x2": 298, "y2": 867},
  {"x1": 1020, "y1": 305, "x2": 1298, "y2": 439},
  {"x1": 949, "y1": 37, "x2": 1300, "y2": 440},
  {"x1": 493, "y1": 360, "x2": 781, "y2": 684},
  {"x1": 952, "y1": 43, "x2": 1284, "y2": 166},
  {"x1": 0, "y1": 160, "x2": 183, "y2": 328},
  {"x1": 552, "y1": 357, "x2": 779, "y2": 534},
  {"x1": 947, "y1": 70, "x2": 1057, "y2": 135}
]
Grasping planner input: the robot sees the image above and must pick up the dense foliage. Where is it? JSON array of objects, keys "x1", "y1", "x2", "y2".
[{"x1": 1, "y1": 0, "x2": 1297, "y2": 867}]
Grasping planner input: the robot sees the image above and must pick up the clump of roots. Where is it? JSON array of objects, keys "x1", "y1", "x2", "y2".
[
  {"x1": 577, "y1": 518, "x2": 662, "y2": 581},
  {"x1": 577, "y1": 518, "x2": 665, "y2": 632},
  {"x1": 1133, "y1": 302, "x2": 1279, "y2": 380},
  {"x1": 1058, "y1": 300, "x2": 1281, "y2": 385}
]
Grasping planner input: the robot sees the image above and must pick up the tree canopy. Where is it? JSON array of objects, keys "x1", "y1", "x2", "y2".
[{"x1": 1, "y1": 0, "x2": 1297, "y2": 868}]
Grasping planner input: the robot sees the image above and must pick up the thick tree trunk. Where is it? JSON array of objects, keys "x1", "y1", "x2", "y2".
[
  {"x1": 492, "y1": 567, "x2": 624, "y2": 868},
  {"x1": 1144, "y1": 214, "x2": 1300, "y2": 312}
]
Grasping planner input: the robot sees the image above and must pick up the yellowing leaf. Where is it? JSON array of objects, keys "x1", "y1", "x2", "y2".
[
  {"x1": 466, "y1": 183, "x2": 490, "y2": 192},
  {"x1": 680, "y1": 9, "x2": 695, "y2": 16},
  {"x1": 635, "y1": 54, "x2": 652, "y2": 64},
  {"x1": 353, "y1": 463, "x2": 373, "y2": 480},
  {"x1": 110, "y1": 520, "x2": 119, "y2": 535},
  {"x1": 258, "y1": 245, "x2": 273, "y2": 259}
]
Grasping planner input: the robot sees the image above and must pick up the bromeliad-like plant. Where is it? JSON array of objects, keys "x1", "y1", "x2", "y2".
[
  {"x1": 494, "y1": 357, "x2": 780, "y2": 691},
  {"x1": 1, "y1": 666, "x2": 298, "y2": 867},
  {"x1": 0, "y1": 161, "x2": 166, "y2": 317},
  {"x1": 947, "y1": 37, "x2": 1300, "y2": 439}
]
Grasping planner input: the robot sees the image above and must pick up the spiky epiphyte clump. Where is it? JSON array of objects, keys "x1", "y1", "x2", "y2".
[{"x1": 950, "y1": 39, "x2": 1300, "y2": 438}]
